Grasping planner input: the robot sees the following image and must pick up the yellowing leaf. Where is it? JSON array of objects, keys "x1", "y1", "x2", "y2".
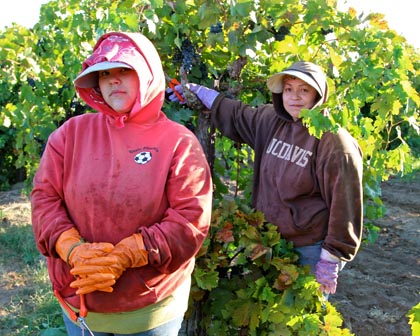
[
  {"x1": 249, "y1": 244, "x2": 270, "y2": 260},
  {"x1": 369, "y1": 13, "x2": 389, "y2": 30},
  {"x1": 328, "y1": 45, "x2": 343, "y2": 68},
  {"x1": 391, "y1": 99, "x2": 402, "y2": 115},
  {"x1": 215, "y1": 222, "x2": 234, "y2": 243},
  {"x1": 348, "y1": 7, "x2": 357, "y2": 17},
  {"x1": 400, "y1": 80, "x2": 420, "y2": 105}
]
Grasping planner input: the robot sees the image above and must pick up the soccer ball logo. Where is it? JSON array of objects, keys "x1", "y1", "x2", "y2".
[{"x1": 134, "y1": 151, "x2": 152, "y2": 165}]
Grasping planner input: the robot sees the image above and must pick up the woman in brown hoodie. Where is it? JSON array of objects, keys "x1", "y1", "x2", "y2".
[{"x1": 169, "y1": 61, "x2": 363, "y2": 297}]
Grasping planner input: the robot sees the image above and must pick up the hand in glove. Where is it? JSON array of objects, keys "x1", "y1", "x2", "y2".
[
  {"x1": 315, "y1": 258, "x2": 339, "y2": 294},
  {"x1": 112, "y1": 233, "x2": 148, "y2": 269},
  {"x1": 70, "y1": 233, "x2": 148, "y2": 294},
  {"x1": 69, "y1": 254, "x2": 123, "y2": 294},
  {"x1": 56, "y1": 228, "x2": 117, "y2": 294},
  {"x1": 55, "y1": 227, "x2": 114, "y2": 267},
  {"x1": 70, "y1": 273, "x2": 117, "y2": 295},
  {"x1": 165, "y1": 85, "x2": 186, "y2": 105},
  {"x1": 167, "y1": 83, "x2": 219, "y2": 110}
]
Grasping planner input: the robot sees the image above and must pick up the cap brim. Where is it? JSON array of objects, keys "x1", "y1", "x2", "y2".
[
  {"x1": 267, "y1": 70, "x2": 322, "y2": 96},
  {"x1": 74, "y1": 61, "x2": 133, "y2": 88}
]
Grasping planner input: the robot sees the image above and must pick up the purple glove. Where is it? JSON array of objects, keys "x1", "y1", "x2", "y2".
[
  {"x1": 186, "y1": 83, "x2": 220, "y2": 109},
  {"x1": 166, "y1": 84, "x2": 186, "y2": 104},
  {"x1": 166, "y1": 83, "x2": 219, "y2": 110},
  {"x1": 315, "y1": 258, "x2": 339, "y2": 294}
]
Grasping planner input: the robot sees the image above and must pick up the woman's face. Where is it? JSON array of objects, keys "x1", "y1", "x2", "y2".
[
  {"x1": 282, "y1": 76, "x2": 319, "y2": 120},
  {"x1": 98, "y1": 67, "x2": 139, "y2": 114}
]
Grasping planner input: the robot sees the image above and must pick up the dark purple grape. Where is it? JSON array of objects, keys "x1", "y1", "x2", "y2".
[{"x1": 210, "y1": 22, "x2": 223, "y2": 34}]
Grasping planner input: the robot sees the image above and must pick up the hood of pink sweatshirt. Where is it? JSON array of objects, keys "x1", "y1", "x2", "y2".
[{"x1": 75, "y1": 32, "x2": 165, "y2": 127}]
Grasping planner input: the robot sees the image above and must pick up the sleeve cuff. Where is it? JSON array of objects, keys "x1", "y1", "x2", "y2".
[{"x1": 320, "y1": 248, "x2": 340, "y2": 263}]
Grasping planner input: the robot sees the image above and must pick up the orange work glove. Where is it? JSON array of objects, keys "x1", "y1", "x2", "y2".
[
  {"x1": 70, "y1": 233, "x2": 148, "y2": 294},
  {"x1": 56, "y1": 228, "x2": 116, "y2": 294},
  {"x1": 70, "y1": 254, "x2": 125, "y2": 294},
  {"x1": 56, "y1": 227, "x2": 115, "y2": 267},
  {"x1": 113, "y1": 233, "x2": 149, "y2": 269},
  {"x1": 69, "y1": 273, "x2": 117, "y2": 295},
  {"x1": 70, "y1": 233, "x2": 148, "y2": 284}
]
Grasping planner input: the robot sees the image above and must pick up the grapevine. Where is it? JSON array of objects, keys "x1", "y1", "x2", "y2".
[{"x1": 188, "y1": 199, "x2": 351, "y2": 335}]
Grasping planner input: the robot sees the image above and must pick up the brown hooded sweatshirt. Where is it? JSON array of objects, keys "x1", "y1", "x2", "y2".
[{"x1": 210, "y1": 62, "x2": 363, "y2": 261}]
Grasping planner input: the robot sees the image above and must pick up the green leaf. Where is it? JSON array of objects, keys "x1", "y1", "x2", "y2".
[
  {"x1": 229, "y1": 299, "x2": 252, "y2": 327},
  {"x1": 230, "y1": 1, "x2": 254, "y2": 17},
  {"x1": 123, "y1": 13, "x2": 140, "y2": 30},
  {"x1": 408, "y1": 301, "x2": 420, "y2": 336},
  {"x1": 149, "y1": 0, "x2": 163, "y2": 7},
  {"x1": 193, "y1": 267, "x2": 219, "y2": 290},
  {"x1": 197, "y1": 3, "x2": 221, "y2": 29},
  {"x1": 280, "y1": 289, "x2": 295, "y2": 310}
]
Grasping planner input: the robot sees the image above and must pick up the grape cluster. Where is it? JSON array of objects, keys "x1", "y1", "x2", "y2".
[
  {"x1": 27, "y1": 78, "x2": 36, "y2": 88},
  {"x1": 210, "y1": 22, "x2": 223, "y2": 34},
  {"x1": 273, "y1": 26, "x2": 290, "y2": 41},
  {"x1": 321, "y1": 28, "x2": 334, "y2": 36},
  {"x1": 172, "y1": 38, "x2": 199, "y2": 72}
]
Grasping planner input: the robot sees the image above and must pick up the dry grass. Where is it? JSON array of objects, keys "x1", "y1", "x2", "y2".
[{"x1": 0, "y1": 183, "x2": 65, "y2": 335}]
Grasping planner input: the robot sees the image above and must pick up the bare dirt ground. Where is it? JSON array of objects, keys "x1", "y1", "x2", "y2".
[
  {"x1": 330, "y1": 175, "x2": 420, "y2": 336},
  {"x1": 0, "y1": 174, "x2": 419, "y2": 336}
]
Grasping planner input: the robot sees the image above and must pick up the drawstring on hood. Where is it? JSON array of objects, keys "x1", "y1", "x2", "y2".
[
  {"x1": 74, "y1": 32, "x2": 165, "y2": 127},
  {"x1": 267, "y1": 61, "x2": 329, "y2": 121}
]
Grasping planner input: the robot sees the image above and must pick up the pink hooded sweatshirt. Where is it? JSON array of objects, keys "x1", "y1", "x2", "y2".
[{"x1": 31, "y1": 32, "x2": 212, "y2": 313}]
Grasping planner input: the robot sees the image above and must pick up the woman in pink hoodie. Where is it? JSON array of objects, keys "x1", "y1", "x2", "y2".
[{"x1": 31, "y1": 32, "x2": 212, "y2": 335}]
